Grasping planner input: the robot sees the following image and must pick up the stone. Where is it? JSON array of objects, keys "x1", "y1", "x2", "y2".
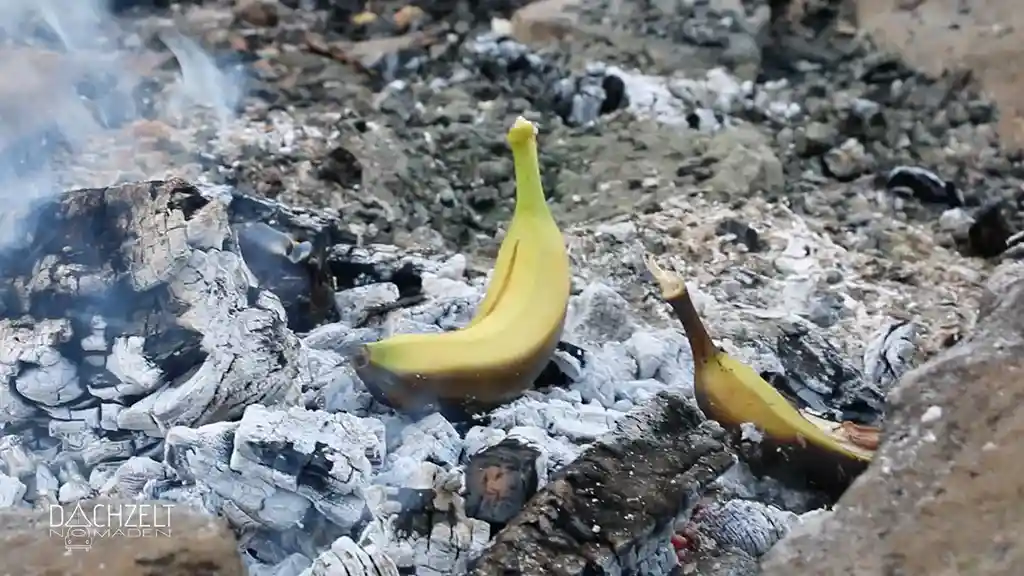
[
  {"x1": 0, "y1": 499, "x2": 243, "y2": 576},
  {"x1": 760, "y1": 262, "x2": 1024, "y2": 574},
  {"x1": 822, "y1": 138, "x2": 871, "y2": 181},
  {"x1": 705, "y1": 127, "x2": 786, "y2": 197},
  {"x1": 852, "y1": 0, "x2": 1024, "y2": 149},
  {"x1": 795, "y1": 122, "x2": 839, "y2": 157},
  {"x1": 510, "y1": 0, "x2": 585, "y2": 45},
  {"x1": 233, "y1": 0, "x2": 279, "y2": 28}
]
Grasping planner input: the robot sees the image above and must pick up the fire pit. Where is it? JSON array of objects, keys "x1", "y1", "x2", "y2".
[{"x1": 0, "y1": 0, "x2": 1016, "y2": 574}]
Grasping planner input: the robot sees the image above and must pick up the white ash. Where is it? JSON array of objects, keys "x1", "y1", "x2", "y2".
[
  {"x1": 610, "y1": 65, "x2": 801, "y2": 127},
  {"x1": 713, "y1": 460, "x2": 830, "y2": 514},
  {"x1": 301, "y1": 536, "x2": 399, "y2": 576},
  {"x1": 165, "y1": 419, "x2": 315, "y2": 532},
  {"x1": 462, "y1": 425, "x2": 580, "y2": 487},
  {"x1": 1, "y1": 187, "x2": 311, "y2": 481},
  {"x1": 98, "y1": 455, "x2": 169, "y2": 498},
  {"x1": 248, "y1": 553, "x2": 313, "y2": 576},
  {"x1": 0, "y1": 319, "x2": 74, "y2": 421},
  {"x1": 103, "y1": 336, "x2": 165, "y2": 399},
  {"x1": 360, "y1": 458, "x2": 490, "y2": 575},
  {"x1": 360, "y1": 511, "x2": 490, "y2": 576},
  {"x1": 384, "y1": 413, "x2": 461, "y2": 468},
  {"x1": 0, "y1": 182, "x2": 960, "y2": 576},
  {"x1": 333, "y1": 284, "x2": 400, "y2": 327},
  {"x1": 231, "y1": 405, "x2": 386, "y2": 501},
  {"x1": 693, "y1": 499, "x2": 797, "y2": 558},
  {"x1": 862, "y1": 319, "x2": 918, "y2": 393},
  {"x1": 739, "y1": 422, "x2": 764, "y2": 443},
  {"x1": 0, "y1": 436, "x2": 44, "y2": 482},
  {"x1": 54, "y1": 459, "x2": 91, "y2": 503},
  {"x1": 489, "y1": 396, "x2": 627, "y2": 442},
  {"x1": 0, "y1": 472, "x2": 26, "y2": 507}
]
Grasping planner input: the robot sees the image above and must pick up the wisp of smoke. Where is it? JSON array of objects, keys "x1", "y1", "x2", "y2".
[{"x1": 0, "y1": 0, "x2": 246, "y2": 251}]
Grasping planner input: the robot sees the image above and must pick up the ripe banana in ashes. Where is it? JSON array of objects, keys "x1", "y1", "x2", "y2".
[
  {"x1": 644, "y1": 255, "x2": 878, "y2": 496},
  {"x1": 353, "y1": 117, "x2": 571, "y2": 416}
]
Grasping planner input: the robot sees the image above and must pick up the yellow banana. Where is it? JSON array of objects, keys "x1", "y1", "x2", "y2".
[
  {"x1": 644, "y1": 255, "x2": 876, "y2": 496},
  {"x1": 354, "y1": 117, "x2": 571, "y2": 415},
  {"x1": 465, "y1": 202, "x2": 522, "y2": 328}
]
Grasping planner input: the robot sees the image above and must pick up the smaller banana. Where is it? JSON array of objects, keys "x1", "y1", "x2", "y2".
[{"x1": 644, "y1": 255, "x2": 876, "y2": 496}]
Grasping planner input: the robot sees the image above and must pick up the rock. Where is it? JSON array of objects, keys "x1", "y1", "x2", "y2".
[
  {"x1": 234, "y1": 0, "x2": 280, "y2": 27},
  {"x1": 822, "y1": 138, "x2": 871, "y2": 181},
  {"x1": 705, "y1": 127, "x2": 785, "y2": 197},
  {"x1": 794, "y1": 122, "x2": 838, "y2": 157},
  {"x1": 715, "y1": 219, "x2": 764, "y2": 252},
  {"x1": 510, "y1": 0, "x2": 585, "y2": 46},
  {"x1": 965, "y1": 201, "x2": 1015, "y2": 259},
  {"x1": 853, "y1": 0, "x2": 1024, "y2": 149},
  {"x1": 939, "y1": 207, "x2": 974, "y2": 235},
  {"x1": 0, "y1": 499, "x2": 243, "y2": 576},
  {"x1": 551, "y1": 66, "x2": 629, "y2": 126},
  {"x1": 760, "y1": 262, "x2": 1024, "y2": 574}
]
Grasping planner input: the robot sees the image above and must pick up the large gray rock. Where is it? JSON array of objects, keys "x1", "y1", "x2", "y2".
[
  {"x1": 0, "y1": 499, "x2": 243, "y2": 576},
  {"x1": 851, "y1": 0, "x2": 1024, "y2": 149},
  {"x1": 761, "y1": 263, "x2": 1024, "y2": 574}
]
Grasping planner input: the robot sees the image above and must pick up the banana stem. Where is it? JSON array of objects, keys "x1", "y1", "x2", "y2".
[
  {"x1": 644, "y1": 255, "x2": 718, "y2": 364},
  {"x1": 508, "y1": 119, "x2": 549, "y2": 215},
  {"x1": 668, "y1": 289, "x2": 719, "y2": 365}
]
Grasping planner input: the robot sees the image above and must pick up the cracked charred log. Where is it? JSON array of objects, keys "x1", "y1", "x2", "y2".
[
  {"x1": 469, "y1": 393, "x2": 733, "y2": 576},
  {"x1": 0, "y1": 180, "x2": 313, "y2": 466}
]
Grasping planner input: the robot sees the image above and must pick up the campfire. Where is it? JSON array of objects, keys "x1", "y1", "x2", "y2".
[{"x1": 0, "y1": 0, "x2": 1015, "y2": 575}]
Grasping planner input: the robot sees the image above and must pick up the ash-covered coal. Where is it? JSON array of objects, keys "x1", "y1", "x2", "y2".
[
  {"x1": 0, "y1": 172, "x2": 951, "y2": 576},
  {"x1": 0, "y1": 180, "x2": 310, "y2": 461},
  {"x1": 0, "y1": 169, "x2": 880, "y2": 574}
]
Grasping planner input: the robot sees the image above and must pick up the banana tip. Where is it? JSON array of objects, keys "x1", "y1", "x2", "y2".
[
  {"x1": 350, "y1": 346, "x2": 371, "y2": 369},
  {"x1": 644, "y1": 254, "x2": 686, "y2": 299},
  {"x1": 507, "y1": 116, "x2": 538, "y2": 146}
]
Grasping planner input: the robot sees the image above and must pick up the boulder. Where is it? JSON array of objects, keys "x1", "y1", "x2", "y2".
[
  {"x1": 761, "y1": 263, "x2": 1024, "y2": 575},
  {"x1": 852, "y1": 0, "x2": 1024, "y2": 149},
  {"x1": 0, "y1": 499, "x2": 243, "y2": 576}
]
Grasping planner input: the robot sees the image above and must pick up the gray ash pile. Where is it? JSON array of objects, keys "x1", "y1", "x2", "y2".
[
  {"x1": 0, "y1": 0, "x2": 1020, "y2": 574},
  {"x1": 0, "y1": 174, "x2": 933, "y2": 576}
]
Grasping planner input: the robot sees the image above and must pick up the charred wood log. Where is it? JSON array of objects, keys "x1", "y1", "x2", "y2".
[
  {"x1": 469, "y1": 392, "x2": 734, "y2": 576},
  {"x1": 465, "y1": 437, "x2": 542, "y2": 528},
  {"x1": 218, "y1": 185, "x2": 343, "y2": 332},
  {"x1": 0, "y1": 180, "x2": 317, "y2": 474}
]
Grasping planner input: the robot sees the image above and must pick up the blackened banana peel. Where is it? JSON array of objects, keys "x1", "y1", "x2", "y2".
[{"x1": 644, "y1": 255, "x2": 878, "y2": 497}]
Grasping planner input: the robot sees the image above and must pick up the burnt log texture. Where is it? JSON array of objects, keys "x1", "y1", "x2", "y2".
[
  {"x1": 470, "y1": 392, "x2": 735, "y2": 576},
  {"x1": 465, "y1": 437, "x2": 542, "y2": 528},
  {"x1": 0, "y1": 179, "x2": 329, "y2": 455}
]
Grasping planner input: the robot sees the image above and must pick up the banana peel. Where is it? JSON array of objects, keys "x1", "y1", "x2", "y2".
[
  {"x1": 644, "y1": 255, "x2": 878, "y2": 496},
  {"x1": 352, "y1": 117, "x2": 571, "y2": 418}
]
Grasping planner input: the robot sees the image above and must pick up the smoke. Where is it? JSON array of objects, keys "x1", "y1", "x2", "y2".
[{"x1": 0, "y1": 0, "x2": 246, "y2": 250}]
